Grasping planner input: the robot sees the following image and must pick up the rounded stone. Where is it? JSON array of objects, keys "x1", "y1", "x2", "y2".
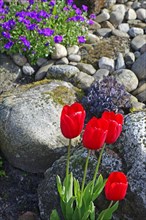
[
  {"x1": 131, "y1": 52, "x2": 146, "y2": 80},
  {"x1": 12, "y1": 54, "x2": 27, "y2": 66},
  {"x1": 114, "y1": 69, "x2": 139, "y2": 92},
  {"x1": 51, "y1": 44, "x2": 67, "y2": 59},
  {"x1": 131, "y1": 35, "x2": 146, "y2": 51}
]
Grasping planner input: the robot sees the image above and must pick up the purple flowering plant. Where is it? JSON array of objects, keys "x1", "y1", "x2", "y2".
[{"x1": 0, "y1": 0, "x2": 95, "y2": 64}]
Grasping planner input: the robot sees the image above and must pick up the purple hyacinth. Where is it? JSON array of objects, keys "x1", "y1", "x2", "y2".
[
  {"x1": 78, "y1": 36, "x2": 86, "y2": 43},
  {"x1": 54, "y1": 35, "x2": 63, "y2": 43},
  {"x1": 19, "y1": 36, "x2": 30, "y2": 49},
  {"x1": 4, "y1": 41, "x2": 14, "y2": 49}
]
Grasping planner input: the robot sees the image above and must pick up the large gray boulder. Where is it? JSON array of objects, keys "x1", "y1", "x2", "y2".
[
  {"x1": 114, "y1": 111, "x2": 146, "y2": 219},
  {"x1": 0, "y1": 80, "x2": 81, "y2": 173}
]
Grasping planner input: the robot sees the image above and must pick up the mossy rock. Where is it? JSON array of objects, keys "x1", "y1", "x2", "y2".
[{"x1": 80, "y1": 36, "x2": 130, "y2": 68}]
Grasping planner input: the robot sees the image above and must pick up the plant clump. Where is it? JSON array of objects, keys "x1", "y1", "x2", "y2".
[
  {"x1": 81, "y1": 76, "x2": 132, "y2": 119},
  {"x1": 0, "y1": 0, "x2": 96, "y2": 64}
]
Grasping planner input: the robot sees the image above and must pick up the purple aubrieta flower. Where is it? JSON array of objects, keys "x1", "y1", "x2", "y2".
[
  {"x1": 82, "y1": 5, "x2": 88, "y2": 12},
  {"x1": 67, "y1": 15, "x2": 85, "y2": 22},
  {"x1": 63, "y1": 6, "x2": 69, "y2": 11},
  {"x1": 87, "y1": 19, "x2": 94, "y2": 25},
  {"x1": 67, "y1": 0, "x2": 73, "y2": 6},
  {"x1": 2, "y1": 19, "x2": 16, "y2": 30},
  {"x1": 0, "y1": 0, "x2": 4, "y2": 8},
  {"x1": 38, "y1": 10, "x2": 50, "y2": 18},
  {"x1": 19, "y1": 36, "x2": 30, "y2": 49},
  {"x1": 75, "y1": 8, "x2": 82, "y2": 15},
  {"x1": 50, "y1": 0, "x2": 55, "y2": 6},
  {"x1": 29, "y1": 0, "x2": 34, "y2": 5},
  {"x1": 54, "y1": 35, "x2": 63, "y2": 43},
  {"x1": 72, "y1": 4, "x2": 77, "y2": 9},
  {"x1": 89, "y1": 13, "x2": 96, "y2": 20},
  {"x1": 38, "y1": 28, "x2": 54, "y2": 36},
  {"x1": 78, "y1": 36, "x2": 86, "y2": 43},
  {"x1": 4, "y1": 41, "x2": 14, "y2": 49},
  {"x1": 2, "y1": 31, "x2": 11, "y2": 39},
  {"x1": 25, "y1": 23, "x2": 37, "y2": 30}
]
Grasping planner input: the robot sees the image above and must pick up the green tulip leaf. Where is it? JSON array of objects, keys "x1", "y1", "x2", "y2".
[
  {"x1": 81, "y1": 201, "x2": 95, "y2": 220},
  {"x1": 82, "y1": 181, "x2": 93, "y2": 207},
  {"x1": 92, "y1": 175, "x2": 106, "y2": 201},
  {"x1": 60, "y1": 199, "x2": 66, "y2": 218},
  {"x1": 56, "y1": 175, "x2": 65, "y2": 199},
  {"x1": 50, "y1": 209, "x2": 60, "y2": 220},
  {"x1": 65, "y1": 197, "x2": 75, "y2": 219},
  {"x1": 97, "y1": 201, "x2": 119, "y2": 220},
  {"x1": 74, "y1": 177, "x2": 81, "y2": 206},
  {"x1": 72, "y1": 207, "x2": 82, "y2": 220},
  {"x1": 63, "y1": 172, "x2": 74, "y2": 202},
  {"x1": 89, "y1": 202, "x2": 95, "y2": 220}
]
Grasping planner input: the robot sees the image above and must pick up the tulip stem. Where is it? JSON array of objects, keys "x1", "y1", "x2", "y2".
[
  {"x1": 91, "y1": 144, "x2": 106, "y2": 194},
  {"x1": 66, "y1": 139, "x2": 71, "y2": 177},
  {"x1": 80, "y1": 149, "x2": 91, "y2": 207},
  {"x1": 99, "y1": 200, "x2": 113, "y2": 220}
]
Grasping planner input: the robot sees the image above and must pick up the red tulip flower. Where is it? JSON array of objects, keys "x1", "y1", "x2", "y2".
[
  {"x1": 60, "y1": 102, "x2": 86, "y2": 139},
  {"x1": 83, "y1": 117, "x2": 109, "y2": 150},
  {"x1": 102, "y1": 111, "x2": 124, "y2": 144},
  {"x1": 105, "y1": 171, "x2": 128, "y2": 201}
]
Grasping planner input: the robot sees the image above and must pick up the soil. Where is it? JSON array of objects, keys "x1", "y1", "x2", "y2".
[{"x1": 0, "y1": 152, "x2": 44, "y2": 220}]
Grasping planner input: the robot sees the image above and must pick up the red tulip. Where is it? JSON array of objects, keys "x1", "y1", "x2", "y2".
[
  {"x1": 60, "y1": 102, "x2": 86, "y2": 139},
  {"x1": 102, "y1": 111, "x2": 124, "y2": 144},
  {"x1": 82, "y1": 117, "x2": 109, "y2": 150},
  {"x1": 105, "y1": 171, "x2": 128, "y2": 201}
]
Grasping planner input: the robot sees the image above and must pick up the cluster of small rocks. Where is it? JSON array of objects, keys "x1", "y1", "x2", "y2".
[{"x1": 8, "y1": 0, "x2": 146, "y2": 111}]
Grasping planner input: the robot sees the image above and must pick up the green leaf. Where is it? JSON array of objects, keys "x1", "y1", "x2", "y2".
[
  {"x1": 92, "y1": 175, "x2": 106, "y2": 201},
  {"x1": 65, "y1": 197, "x2": 75, "y2": 219},
  {"x1": 82, "y1": 181, "x2": 93, "y2": 207},
  {"x1": 81, "y1": 201, "x2": 94, "y2": 220},
  {"x1": 52, "y1": 5, "x2": 57, "y2": 15},
  {"x1": 89, "y1": 202, "x2": 95, "y2": 220},
  {"x1": 50, "y1": 209, "x2": 60, "y2": 220},
  {"x1": 74, "y1": 177, "x2": 81, "y2": 207},
  {"x1": 63, "y1": 172, "x2": 74, "y2": 202},
  {"x1": 97, "y1": 201, "x2": 119, "y2": 220},
  {"x1": 56, "y1": 175, "x2": 65, "y2": 199}
]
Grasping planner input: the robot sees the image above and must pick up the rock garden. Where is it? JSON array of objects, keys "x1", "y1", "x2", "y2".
[{"x1": 0, "y1": 0, "x2": 146, "y2": 220}]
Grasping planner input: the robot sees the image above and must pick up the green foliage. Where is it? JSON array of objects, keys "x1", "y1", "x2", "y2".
[
  {"x1": 0, "y1": 0, "x2": 91, "y2": 64},
  {"x1": 97, "y1": 201, "x2": 119, "y2": 220},
  {"x1": 51, "y1": 172, "x2": 108, "y2": 220}
]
